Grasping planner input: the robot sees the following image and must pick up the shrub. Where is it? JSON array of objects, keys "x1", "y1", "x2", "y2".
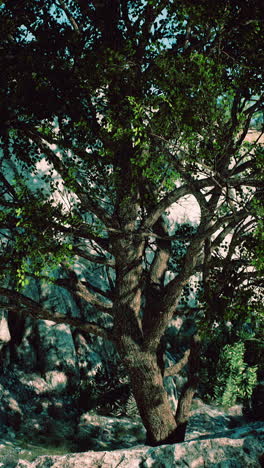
[{"x1": 213, "y1": 341, "x2": 257, "y2": 407}]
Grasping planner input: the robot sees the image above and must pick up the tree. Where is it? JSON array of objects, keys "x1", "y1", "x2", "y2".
[{"x1": 0, "y1": 0, "x2": 263, "y2": 445}]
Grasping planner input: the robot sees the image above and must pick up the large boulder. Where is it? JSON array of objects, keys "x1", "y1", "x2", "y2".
[
  {"x1": 186, "y1": 399, "x2": 233, "y2": 439},
  {"x1": 0, "y1": 394, "x2": 263, "y2": 467}
]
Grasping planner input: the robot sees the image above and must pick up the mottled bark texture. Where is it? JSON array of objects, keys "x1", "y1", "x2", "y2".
[{"x1": 111, "y1": 213, "x2": 202, "y2": 445}]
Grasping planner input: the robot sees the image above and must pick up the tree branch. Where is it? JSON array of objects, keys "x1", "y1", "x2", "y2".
[
  {"x1": 162, "y1": 207, "x2": 249, "y2": 314},
  {"x1": 49, "y1": 221, "x2": 110, "y2": 251},
  {"x1": 0, "y1": 288, "x2": 112, "y2": 340},
  {"x1": 142, "y1": 205, "x2": 246, "y2": 349},
  {"x1": 80, "y1": 279, "x2": 114, "y2": 301},
  {"x1": 15, "y1": 124, "x2": 113, "y2": 227},
  {"x1": 0, "y1": 173, "x2": 19, "y2": 200},
  {"x1": 229, "y1": 178, "x2": 264, "y2": 187},
  {"x1": 164, "y1": 349, "x2": 190, "y2": 377},
  {"x1": 73, "y1": 246, "x2": 115, "y2": 267},
  {"x1": 54, "y1": 276, "x2": 113, "y2": 313},
  {"x1": 175, "y1": 334, "x2": 201, "y2": 427},
  {"x1": 149, "y1": 217, "x2": 171, "y2": 285},
  {"x1": 56, "y1": 0, "x2": 81, "y2": 34},
  {"x1": 141, "y1": 178, "x2": 212, "y2": 230}
]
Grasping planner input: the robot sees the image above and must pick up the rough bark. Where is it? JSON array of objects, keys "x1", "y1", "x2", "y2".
[
  {"x1": 110, "y1": 195, "x2": 202, "y2": 445},
  {"x1": 124, "y1": 350, "x2": 178, "y2": 446},
  {"x1": 175, "y1": 334, "x2": 201, "y2": 442},
  {"x1": 112, "y1": 232, "x2": 180, "y2": 445}
]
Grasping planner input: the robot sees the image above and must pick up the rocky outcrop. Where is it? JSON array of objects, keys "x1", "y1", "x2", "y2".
[
  {"x1": 0, "y1": 394, "x2": 263, "y2": 468},
  {"x1": 12, "y1": 424, "x2": 264, "y2": 467}
]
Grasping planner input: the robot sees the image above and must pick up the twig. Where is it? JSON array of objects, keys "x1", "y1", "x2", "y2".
[{"x1": 57, "y1": 0, "x2": 81, "y2": 34}]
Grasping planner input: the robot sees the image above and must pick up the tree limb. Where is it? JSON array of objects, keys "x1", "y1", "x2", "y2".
[
  {"x1": 54, "y1": 276, "x2": 113, "y2": 313},
  {"x1": 229, "y1": 177, "x2": 264, "y2": 188},
  {"x1": 79, "y1": 279, "x2": 114, "y2": 301},
  {"x1": 0, "y1": 173, "x2": 19, "y2": 200},
  {"x1": 175, "y1": 334, "x2": 201, "y2": 427},
  {"x1": 56, "y1": 0, "x2": 81, "y2": 34},
  {"x1": 164, "y1": 349, "x2": 190, "y2": 377},
  {"x1": 15, "y1": 124, "x2": 113, "y2": 227},
  {"x1": 142, "y1": 178, "x2": 213, "y2": 230},
  {"x1": 49, "y1": 221, "x2": 110, "y2": 251},
  {"x1": 73, "y1": 246, "x2": 115, "y2": 267},
  {"x1": 0, "y1": 288, "x2": 112, "y2": 340}
]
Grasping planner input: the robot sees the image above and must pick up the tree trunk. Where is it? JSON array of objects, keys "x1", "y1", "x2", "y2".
[
  {"x1": 112, "y1": 233, "x2": 199, "y2": 446},
  {"x1": 116, "y1": 330, "x2": 201, "y2": 446},
  {"x1": 175, "y1": 334, "x2": 201, "y2": 442},
  {"x1": 121, "y1": 349, "x2": 179, "y2": 446}
]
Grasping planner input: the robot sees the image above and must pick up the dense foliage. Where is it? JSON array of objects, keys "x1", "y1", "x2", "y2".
[{"x1": 0, "y1": 0, "x2": 263, "y2": 445}]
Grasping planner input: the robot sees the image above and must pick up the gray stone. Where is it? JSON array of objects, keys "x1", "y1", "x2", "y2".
[
  {"x1": 186, "y1": 400, "x2": 232, "y2": 439},
  {"x1": 0, "y1": 444, "x2": 18, "y2": 468},
  {"x1": 40, "y1": 282, "x2": 81, "y2": 319},
  {"x1": 14, "y1": 371, "x2": 50, "y2": 395}
]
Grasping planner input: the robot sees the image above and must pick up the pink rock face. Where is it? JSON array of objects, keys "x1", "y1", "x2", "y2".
[
  {"x1": 244, "y1": 130, "x2": 264, "y2": 145},
  {"x1": 0, "y1": 312, "x2": 11, "y2": 350}
]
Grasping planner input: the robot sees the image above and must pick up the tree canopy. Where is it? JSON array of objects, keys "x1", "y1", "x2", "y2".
[{"x1": 0, "y1": 0, "x2": 263, "y2": 446}]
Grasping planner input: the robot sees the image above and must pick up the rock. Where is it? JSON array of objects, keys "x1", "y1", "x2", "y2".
[
  {"x1": 186, "y1": 399, "x2": 232, "y2": 439},
  {"x1": 44, "y1": 371, "x2": 68, "y2": 393},
  {"x1": 36, "y1": 320, "x2": 79, "y2": 391},
  {"x1": 0, "y1": 391, "x2": 263, "y2": 468},
  {"x1": 163, "y1": 352, "x2": 178, "y2": 414},
  {"x1": 40, "y1": 282, "x2": 81, "y2": 319},
  {"x1": 12, "y1": 318, "x2": 38, "y2": 371},
  {"x1": 13, "y1": 426, "x2": 264, "y2": 467},
  {"x1": 75, "y1": 413, "x2": 146, "y2": 451},
  {"x1": 0, "y1": 384, "x2": 22, "y2": 431},
  {"x1": 15, "y1": 448, "x2": 147, "y2": 468},
  {"x1": 73, "y1": 332, "x2": 133, "y2": 415},
  {"x1": 36, "y1": 321, "x2": 77, "y2": 373},
  {"x1": 0, "y1": 444, "x2": 18, "y2": 468},
  {"x1": 0, "y1": 370, "x2": 79, "y2": 446},
  {"x1": 15, "y1": 462, "x2": 32, "y2": 468},
  {"x1": 163, "y1": 376, "x2": 178, "y2": 414},
  {"x1": 74, "y1": 332, "x2": 102, "y2": 380},
  {"x1": 14, "y1": 372, "x2": 50, "y2": 396},
  {"x1": 0, "y1": 311, "x2": 11, "y2": 351}
]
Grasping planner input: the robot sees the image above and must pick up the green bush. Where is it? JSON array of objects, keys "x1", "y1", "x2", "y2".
[{"x1": 213, "y1": 341, "x2": 257, "y2": 407}]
